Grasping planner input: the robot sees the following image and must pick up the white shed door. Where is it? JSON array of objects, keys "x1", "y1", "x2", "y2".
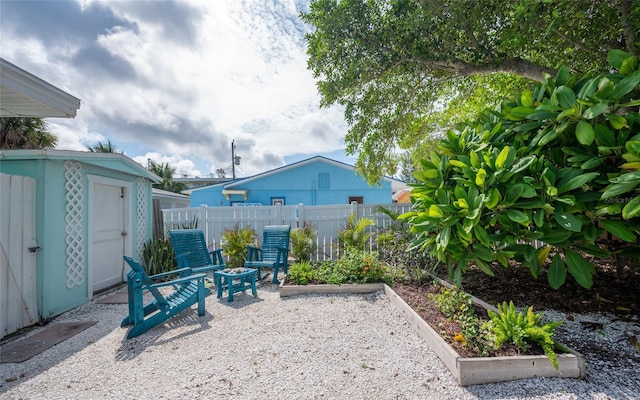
[
  {"x1": 0, "y1": 173, "x2": 38, "y2": 339},
  {"x1": 91, "y1": 182, "x2": 126, "y2": 292}
]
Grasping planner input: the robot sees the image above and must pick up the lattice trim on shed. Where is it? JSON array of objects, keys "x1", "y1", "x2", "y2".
[
  {"x1": 136, "y1": 177, "x2": 147, "y2": 260},
  {"x1": 64, "y1": 160, "x2": 84, "y2": 288}
]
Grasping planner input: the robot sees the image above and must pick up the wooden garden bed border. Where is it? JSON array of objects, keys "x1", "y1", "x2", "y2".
[{"x1": 279, "y1": 279, "x2": 586, "y2": 386}]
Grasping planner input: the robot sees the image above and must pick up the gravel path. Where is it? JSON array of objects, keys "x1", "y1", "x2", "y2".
[{"x1": 1, "y1": 282, "x2": 639, "y2": 399}]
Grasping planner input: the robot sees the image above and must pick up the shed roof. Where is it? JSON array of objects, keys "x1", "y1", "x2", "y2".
[
  {"x1": 0, "y1": 149, "x2": 161, "y2": 182},
  {"x1": 0, "y1": 58, "x2": 81, "y2": 118}
]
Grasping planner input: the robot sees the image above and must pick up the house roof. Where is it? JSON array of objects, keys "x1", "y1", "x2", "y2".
[
  {"x1": 189, "y1": 155, "x2": 407, "y2": 193},
  {"x1": 0, "y1": 58, "x2": 81, "y2": 118},
  {"x1": 0, "y1": 149, "x2": 161, "y2": 182},
  {"x1": 152, "y1": 188, "x2": 190, "y2": 199}
]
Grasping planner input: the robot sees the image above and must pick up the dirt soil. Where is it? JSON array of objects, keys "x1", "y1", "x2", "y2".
[{"x1": 391, "y1": 257, "x2": 640, "y2": 358}]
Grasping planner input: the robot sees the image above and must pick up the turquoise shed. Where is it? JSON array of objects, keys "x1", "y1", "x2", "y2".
[{"x1": 0, "y1": 150, "x2": 159, "y2": 338}]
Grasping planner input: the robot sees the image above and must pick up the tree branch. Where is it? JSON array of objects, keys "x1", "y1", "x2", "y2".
[{"x1": 431, "y1": 58, "x2": 556, "y2": 82}]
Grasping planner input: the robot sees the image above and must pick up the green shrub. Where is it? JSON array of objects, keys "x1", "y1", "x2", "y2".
[
  {"x1": 374, "y1": 217, "x2": 436, "y2": 284},
  {"x1": 142, "y1": 237, "x2": 177, "y2": 276},
  {"x1": 401, "y1": 50, "x2": 640, "y2": 289},
  {"x1": 290, "y1": 225, "x2": 317, "y2": 262},
  {"x1": 221, "y1": 225, "x2": 256, "y2": 268},
  {"x1": 287, "y1": 261, "x2": 316, "y2": 285},
  {"x1": 316, "y1": 250, "x2": 398, "y2": 284}
]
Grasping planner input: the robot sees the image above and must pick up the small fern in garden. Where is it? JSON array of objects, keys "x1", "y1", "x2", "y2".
[{"x1": 485, "y1": 301, "x2": 563, "y2": 369}]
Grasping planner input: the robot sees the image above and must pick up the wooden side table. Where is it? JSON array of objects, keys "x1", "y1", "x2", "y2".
[{"x1": 213, "y1": 268, "x2": 258, "y2": 302}]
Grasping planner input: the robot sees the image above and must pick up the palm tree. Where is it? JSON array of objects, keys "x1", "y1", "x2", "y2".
[
  {"x1": 0, "y1": 117, "x2": 57, "y2": 149},
  {"x1": 87, "y1": 140, "x2": 121, "y2": 153},
  {"x1": 148, "y1": 160, "x2": 187, "y2": 194}
]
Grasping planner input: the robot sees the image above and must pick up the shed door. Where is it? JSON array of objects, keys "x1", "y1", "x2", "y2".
[
  {"x1": 0, "y1": 173, "x2": 38, "y2": 339},
  {"x1": 91, "y1": 182, "x2": 127, "y2": 293}
]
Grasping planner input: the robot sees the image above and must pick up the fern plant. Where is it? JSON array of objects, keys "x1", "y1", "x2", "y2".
[{"x1": 485, "y1": 301, "x2": 563, "y2": 369}]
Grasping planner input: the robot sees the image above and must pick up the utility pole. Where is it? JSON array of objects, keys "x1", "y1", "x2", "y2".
[{"x1": 231, "y1": 140, "x2": 241, "y2": 179}]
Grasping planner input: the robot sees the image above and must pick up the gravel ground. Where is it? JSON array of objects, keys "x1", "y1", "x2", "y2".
[{"x1": 1, "y1": 281, "x2": 639, "y2": 400}]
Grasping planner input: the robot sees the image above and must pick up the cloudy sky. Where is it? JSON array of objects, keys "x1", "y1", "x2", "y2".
[{"x1": 0, "y1": 0, "x2": 353, "y2": 178}]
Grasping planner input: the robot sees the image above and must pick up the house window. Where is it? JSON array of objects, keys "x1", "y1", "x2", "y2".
[
  {"x1": 349, "y1": 196, "x2": 364, "y2": 204},
  {"x1": 271, "y1": 197, "x2": 285, "y2": 206},
  {"x1": 318, "y1": 173, "x2": 330, "y2": 189}
]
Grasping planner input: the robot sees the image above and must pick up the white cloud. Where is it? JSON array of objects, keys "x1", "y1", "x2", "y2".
[{"x1": 0, "y1": 0, "x2": 348, "y2": 178}]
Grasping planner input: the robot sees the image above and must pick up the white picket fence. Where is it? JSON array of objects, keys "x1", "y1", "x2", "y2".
[{"x1": 162, "y1": 203, "x2": 412, "y2": 261}]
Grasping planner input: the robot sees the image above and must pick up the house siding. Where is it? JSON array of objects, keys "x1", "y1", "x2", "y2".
[{"x1": 190, "y1": 158, "x2": 394, "y2": 207}]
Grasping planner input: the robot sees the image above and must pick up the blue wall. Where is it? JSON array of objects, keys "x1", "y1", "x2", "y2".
[{"x1": 190, "y1": 159, "x2": 392, "y2": 207}]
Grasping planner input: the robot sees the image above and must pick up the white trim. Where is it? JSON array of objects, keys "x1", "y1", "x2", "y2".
[
  {"x1": 0, "y1": 58, "x2": 81, "y2": 118},
  {"x1": 222, "y1": 189, "x2": 248, "y2": 200}
]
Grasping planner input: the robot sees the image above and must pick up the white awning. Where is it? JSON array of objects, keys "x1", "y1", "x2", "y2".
[
  {"x1": 222, "y1": 189, "x2": 248, "y2": 200},
  {"x1": 0, "y1": 58, "x2": 81, "y2": 118}
]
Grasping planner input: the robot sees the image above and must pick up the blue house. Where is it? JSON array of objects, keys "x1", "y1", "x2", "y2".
[{"x1": 189, "y1": 156, "x2": 405, "y2": 207}]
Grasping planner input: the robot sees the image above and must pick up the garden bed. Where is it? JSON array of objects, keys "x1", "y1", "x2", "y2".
[{"x1": 279, "y1": 276, "x2": 586, "y2": 386}]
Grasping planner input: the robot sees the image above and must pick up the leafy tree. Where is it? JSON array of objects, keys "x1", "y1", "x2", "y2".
[
  {"x1": 87, "y1": 140, "x2": 121, "y2": 153},
  {"x1": 401, "y1": 50, "x2": 640, "y2": 289},
  {"x1": 303, "y1": 0, "x2": 639, "y2": 183},
  {"x1": 0, "y1": 117, "x2": 57, "y2": 149},
  {"x1": 148, "y1": 160, "x2": 187, "y2": 193}
]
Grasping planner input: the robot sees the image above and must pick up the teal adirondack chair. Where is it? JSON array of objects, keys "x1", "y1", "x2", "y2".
[
  {"x1": 169, "y1": 229, "x2": 226, "y2": 277},
  {"x1": 121, "y1": 256, "x2": 209, "y2": 339},
  {"x1": 245, "y1": 225, "x2": 291, "y2": 284}
]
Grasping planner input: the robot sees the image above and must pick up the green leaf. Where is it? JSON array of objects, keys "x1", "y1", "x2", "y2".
[
  {"x1": 509, "y1": 155, "x2": 536, "y2": 174},
  {"x1": 610, "y1": 70, "x2": 640, "y2": 100},
  {"x1": 609, "y1": 170, "x2": 640, "y2": 183},
  {"x1": 548, "y1": 254, "x2": 566, "y2": 290},
  {"x1": 583, "y1": 103, "x2": 608, "y2": 120},
  {"x1": 554, "y1": 210, "x2": 583, "y2": 232},
  {"x1": 475, "y1": 168, "x2": 487, "y2": 186},
  {"x1": 521, "y1": 89, "x2": 533, "y2": 108},
  {"x1": 608, "y1": 49, "x2": 631, "y2": 70},
  {"x1": 533, "y1": 209, "x2": 544, "y2": 227},
  {"x1": 599, "y1": 219, "x2": 637, "y2": 242},
  {"x1": 601, "y1": 181, "x2": 639, "y2": 200},
  {"x1": 572, "y1": 243, "x2": 611, "y2": 258},
  {"x1": 580, "y1": 156, "x2": 605, "y2": 170},
  {"x1": 504, "y1": 184, "x2": 525, "y2": 204},
  {"x1": 565, "y1": 249, "x2": 595, "y2": 289},
  {"x1": 622, "y1": 196, "x2": 640, "y2": 219},
  {"x1": 473, "y1": 243, "x2": 495, "y2": 262},
  {"x1": 474, "y1": 259, "x2": 494, "y2": 276},
  {"x1": 555, "y1": 66, "x2": 571, "y2": 86},
  {"x1": 542, "y1": 229, "x2": 573, "y2": 244},
  {"x1": 507, "y1": 209, "x2": 530, "y2": 226},
  {"x1": 594, "y1": 124, "x2": 616, "y2": 147},
  {"x1": 607, "y1": 114, "x2": 628, "y2": 130},
  {"x1": 495, "y1": 146, "x2": 510, "y2": 169},
  {"x1": 555, "y1": 86, "x2": 576, "y2": 109},
  {"x1": 557, "y1": 172, "x2": 599, "y2": 194},
  {"x1": 575, "y1": 120, "x2": 595, "y2": 145}
]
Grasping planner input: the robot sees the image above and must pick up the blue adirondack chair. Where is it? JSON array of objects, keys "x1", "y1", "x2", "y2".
[
  {"x1": 169, "y1": 229, "x2": 226, "y2": 277},
  {"x1": 121, "y1": 256, "x2": 209, "y2": 339},
  {"x1": 245, "y1": 225, "x2": 291, "y2": 284}
]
